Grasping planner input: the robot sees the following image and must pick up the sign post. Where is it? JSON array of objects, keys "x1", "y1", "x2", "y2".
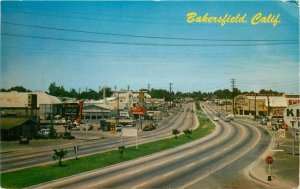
[
  {"x1": 283, "y1": 104, "x2": 299, "y2": 156},
  {"x1": 122, "y1": 127, "x2": 138, "y2": 150},
  {"x1": 266, "y1": 156, "x2": 273, "y2": 181}
]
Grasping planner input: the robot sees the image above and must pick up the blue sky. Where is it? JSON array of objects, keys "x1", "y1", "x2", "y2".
[{"x1": 1, "y1": 1, "x2": 299, "y2": 93}]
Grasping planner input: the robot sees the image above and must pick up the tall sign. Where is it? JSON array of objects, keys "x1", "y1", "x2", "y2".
[
  {"x1": 131, "y1": 105, "x2": 146, "y2": 115},
  {"x1": 28, "y1": 94, "x2": 37, "y2": 108},
  {"x1": 283, "y1": 104, "x2": 300, "y2": 127}
]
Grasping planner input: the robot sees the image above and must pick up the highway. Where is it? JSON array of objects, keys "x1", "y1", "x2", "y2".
[
  {"x1": 32, "y1": 102, "x2": 271, "y2": 189},
  {"x1": 0, "y1": 103, "x2": 197, "y2": 172}
]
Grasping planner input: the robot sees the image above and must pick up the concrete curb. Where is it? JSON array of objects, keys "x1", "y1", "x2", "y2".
[{"x1": 248, "y1": 162, "x2": 270, "y2": 185}]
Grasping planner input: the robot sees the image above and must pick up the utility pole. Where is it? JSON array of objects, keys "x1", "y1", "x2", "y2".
[
  {"x1": 225, "y1": 97, "x2": 227, "y2": 113},
  {"x1": 147, "y1": 84, "x2": 150, "y2": 92},
  {"x1": 231, "y1": 79, "x2": 236, "y2": 115},
  {"x1": 254, "y1": 93, "x2": 257, "y2": 120},
  {"x1": 267, "y1": 95, "x2": 270, "y2": 116},
  {"x1": 169, "y1": 82, "x2": 173, "y2": 107}
]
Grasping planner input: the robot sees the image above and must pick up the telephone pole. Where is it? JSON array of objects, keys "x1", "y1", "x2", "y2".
[
  {"x1": 231, "y1": 79, "x2": 236, "y2": 115},
  {"x1": 147, "y1": 84, "x2": 150, "y2": 92},
  {"x1": 169, "y1": 82, "x2": 172, "y2": 94}
]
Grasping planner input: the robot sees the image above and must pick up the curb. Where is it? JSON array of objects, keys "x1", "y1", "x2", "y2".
[{"x1": 248, "y1": 162, "x2": 270, "y2": 185}]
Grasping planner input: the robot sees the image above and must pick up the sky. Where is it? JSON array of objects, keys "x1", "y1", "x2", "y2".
[{"x1": 1, "y1": 1, "x2": 299, "y2": 93}]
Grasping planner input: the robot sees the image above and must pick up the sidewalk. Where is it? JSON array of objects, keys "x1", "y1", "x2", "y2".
[{"x1": 243, "y1": 118, "x2": 299, "y2": 189}]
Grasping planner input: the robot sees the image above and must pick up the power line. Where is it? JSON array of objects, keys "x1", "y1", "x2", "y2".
[
  {"x1": 4, "y1": 45, "x2": 298, "y2": 59},
  {"x1": 2, "y1": 21, "x2": 298, "y2": 42},
  {"x1": 2, "y1": 33, "x2": 297, "y2": 47}
]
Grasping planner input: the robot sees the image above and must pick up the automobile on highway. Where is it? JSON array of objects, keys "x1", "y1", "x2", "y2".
[
  {"x1": 226, "y1": 115, "x2": 234, "y2": 120},
  {"x1": 225, "y1": 118, "x2": 231, "y2": 122}
]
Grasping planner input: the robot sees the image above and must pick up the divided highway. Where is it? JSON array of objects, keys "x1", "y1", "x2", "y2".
[
  {"x1": 32, "y1": 102, "x2": 271, "y2": 189},
  {"x1": 1, "y1": 103, "x2": 197, "y2": 172}
]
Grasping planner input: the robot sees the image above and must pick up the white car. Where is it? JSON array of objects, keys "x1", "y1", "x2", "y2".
[
  {"x1": 116, "y1": 125, "x2": 123, "y2": 132},
  {"x1": 38, "y1": 129, "x2": 50, "y2": 136},
  {"x1": 213, "y1": 117, "x2": 219, "y2": 121}
]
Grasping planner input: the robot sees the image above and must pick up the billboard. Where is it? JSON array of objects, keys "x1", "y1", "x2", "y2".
[
  {"x1": 131, "y1": 105, "x2": 146, "y2": 115},
  {"x1": 122, "y1": 127, "x2": 137, "y2": 137},
  {"x1": 283, "y1": 104, "x2": 300, "y2": 127}
]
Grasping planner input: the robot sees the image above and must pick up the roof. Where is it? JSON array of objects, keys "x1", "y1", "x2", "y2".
[
  {"x1": 0, "y1": 117, "x2": 32, "y2": 130},
  {"x1": 0, "y1": 92, "x2": 62, "y2": 108}
]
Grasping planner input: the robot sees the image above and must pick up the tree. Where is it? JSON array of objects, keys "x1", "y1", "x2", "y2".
[
  {"x1": 48, "y1": 125, "x2": 57, "y2": 139},
  {"x1": 259, "y1": 89, "x2": 280, "y2": 94},
  {"x1": 150, "y1": 89, "x2": 172, "y2": 101},
  {"x1": 183, "y1": 129, "x2": 192, "y2": 138},
  {"x1": 1, "y1": 86, "x2": 31, "y2": 92},
  {"x1": 52, "y1": 149, "x2": 68, "y2": 166},
  {"x1": 172, "y1": 129, "x2": 180, "y2": 139},
  {"x1": 118, "y1": 146, "x2": 126, "y2": 159}
]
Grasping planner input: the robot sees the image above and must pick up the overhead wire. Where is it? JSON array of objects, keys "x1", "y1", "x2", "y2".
[
  {"x1": 2, "y1": 33, "x2": 297, "y2": 47},
  {"x1": 2, "y1": 21, "x2": 298, "y2": 42}
]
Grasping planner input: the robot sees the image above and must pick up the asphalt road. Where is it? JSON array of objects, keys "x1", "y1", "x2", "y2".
[
  {"x1": 1, "y1": 103, "x2": 197, "y2": 172},
  {"x1": 32, "y1": 102, "x2": 271, "y2": 189}
]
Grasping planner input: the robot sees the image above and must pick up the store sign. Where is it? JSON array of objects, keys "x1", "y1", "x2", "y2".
[
  {"x1": 131, "y1": 105, "x2": 146, "y2": 115},
  {"x1": 278, "y1": 129, "x2": 286, "y2": 138},
  {"x1": 288, "y1": 99, "x2": 300, "y2": 106},
  {"x1": 283, "y1": 104, "x2": 300, "y2": 126},
  {"x1": 236, "y1": 95, "x2": 247, "y2": 102}
]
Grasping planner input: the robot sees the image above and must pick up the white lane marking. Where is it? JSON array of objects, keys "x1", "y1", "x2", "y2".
[
  {"x1": 156, "y1": 161, "x2": 167, "y2": 166},
  {"x1": 8, "y1": 159, "x2": 39, "y2": 166},
  {"x1": 163, "y1": 171, "x2": 175, "y2": 177},
  {"x1": 129, "y1": 169, "x2": 143, "y2": 174},
  {"x1": 133, "y1": 182, "x2": 148, "y2": 189},
  {"x1": 88, "y1": 180, "x2": 107, "y2": 188},
  {"x1": 185, "y1": 163, "x2": 196, "y2": 168},
  {"x1": 175, "y1": 155, "x2": 185, "y2": 159}
]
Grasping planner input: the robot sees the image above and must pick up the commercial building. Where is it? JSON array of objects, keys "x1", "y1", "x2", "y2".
[
  {"x1": 232, "y1": 93, "x2": 300, "y2": 117},
  {"x1": 0, "y1": 91, "x2": 62, "y2": 117}
]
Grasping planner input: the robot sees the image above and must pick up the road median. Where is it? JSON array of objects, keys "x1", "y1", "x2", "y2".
[{"x1": 1, "y1": 115, "x2": 215, "y2": 188}]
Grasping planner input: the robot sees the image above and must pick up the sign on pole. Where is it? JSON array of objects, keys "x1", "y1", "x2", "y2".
[
  {"x1": 266, "y1": 156, "x2": 273, "y2": 164},
  {"x1": 266, "y1": 155, "x2": 273, "y2": 181},
  {"x1": 283, "y1": 104, "x2": 300, "y2": 127},
  {"x1": 278, "y1": 129, "x2": 286, "y2": 138},
  {"x1": 122, "y1": 127, "x2": 138, "y2": 149},
  {"x1": 131, "y1": 105, "x2": 146, "y2": 115},
  {"x1": 122, "y1": 127, "x2": 137, "y2": 137}
]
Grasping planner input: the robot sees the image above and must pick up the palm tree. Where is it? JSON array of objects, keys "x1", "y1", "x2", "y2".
[
  {"x1": 52, "y1": 149, "x2": 68, "y2": 166},
  {"x1": 183, "y1": 129, "x2": 193, "y2": 138},
  {"x1": 172, "y1": 129, "x2": 180, "y2": 139},
  {"x1": 118, "y1": 146, "x2": 126, "y2": 159}
]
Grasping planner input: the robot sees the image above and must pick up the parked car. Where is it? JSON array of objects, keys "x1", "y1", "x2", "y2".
[
  {"x1": 125, "y1": 124, "x2": 134, "y2": 127},
  {"x1": 142, "y1": 123, "x2": 157, "y2": 131},
  {"x1": 116, "y1": 125, "x2": 123, "y2": 132},
  {"x1": 83, "y1": 124, "x2": 93, "y2": 130},
  {"x1": 213, "y1": 117, "x2": 219, "y2": 121},
  {"x1": 71, "y1": 125, "x2": 80, "y2": 130},
  {"x1": 37, "y1": 129, "x2": 50, "y2": 136}
]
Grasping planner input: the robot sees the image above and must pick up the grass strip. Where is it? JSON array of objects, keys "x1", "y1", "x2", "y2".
[{"x1": 1, "y1": 116, "x2": 214, "y2": 188}]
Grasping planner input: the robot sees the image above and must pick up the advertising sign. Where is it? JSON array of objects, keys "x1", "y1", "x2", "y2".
[
  {"x1": 131, "y1": 105, "x2": 146, "y2": 115},
  {"x1": 278, "y1": 129, "x2": 286, "y2": 138},
  {"x1": 283, "y1": 104, "x2": 300, "y2": 127},
  {"x1": 122, "y1": 127, "x2": 137, "y2": 137}
]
